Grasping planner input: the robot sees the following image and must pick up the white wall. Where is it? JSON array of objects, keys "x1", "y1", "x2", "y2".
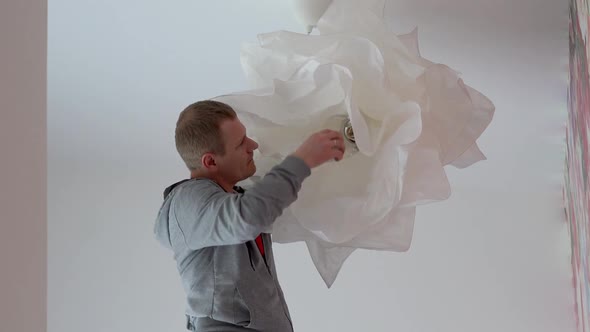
[
  {"x1": 0, "y1": 1, "x2": 47, "y2": 332},
  {"x1": 48, "y1": 1, "x2": 574, "y2": 331}
]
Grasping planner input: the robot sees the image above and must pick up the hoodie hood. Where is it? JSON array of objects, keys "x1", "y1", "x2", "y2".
[{"x1": 154, "y1": 179, "x2": 191, "y2": 250}]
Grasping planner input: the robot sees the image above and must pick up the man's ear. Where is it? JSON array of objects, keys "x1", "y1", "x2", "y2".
[{"x1": 201, "y1": 153, "x2": 217, "y2": 170}]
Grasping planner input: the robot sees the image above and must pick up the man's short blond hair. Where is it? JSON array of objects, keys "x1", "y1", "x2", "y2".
[{"x1": 175, "y1": 100, "x2": 237, "y2": 170}]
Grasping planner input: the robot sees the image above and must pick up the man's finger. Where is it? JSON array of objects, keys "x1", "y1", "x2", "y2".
[
  {"x1": 319, "y1": 129, "x2": 335, "y2": 135},
  {"x1": 327, "y1": 137, "x2": 344, "y2": 151},
  {"x1": 331, "y1": 148, "x2": 345, "y2": 161},
  {"x1": 323, "y1": 130, "x2": 343, "y2": 141},
  {"x1": 330, "y1": 141, "x2": 345, "y2": 153},
  {"x1": 335, "y1": 137, "x2": 346, "y2": 149}
]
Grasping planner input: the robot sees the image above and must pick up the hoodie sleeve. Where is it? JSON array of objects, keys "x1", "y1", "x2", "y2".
[{"x1": 171, "y1": 155, "x2": 311, "y2": 250}]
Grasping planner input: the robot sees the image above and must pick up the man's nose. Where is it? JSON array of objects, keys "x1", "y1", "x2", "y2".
[
  {"x1": 253, "y1": 140, "x2": 259, "y2": 150},
  {"x1": 249, "y1": 138, "x2": 259, "y2": 151}
]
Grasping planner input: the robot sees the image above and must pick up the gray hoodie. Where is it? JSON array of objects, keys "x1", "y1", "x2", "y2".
[{"x1": 154, "y1": 156, "x2": 311, "y2": 331}]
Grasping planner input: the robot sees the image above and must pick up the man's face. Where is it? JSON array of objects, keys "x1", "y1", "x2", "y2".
[{"x1": 215, "y1": 117, "x2": 259, "y2": 183}]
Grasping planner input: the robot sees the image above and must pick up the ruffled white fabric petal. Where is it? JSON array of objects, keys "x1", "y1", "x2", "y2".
[{"x1": 214, "y1": 0, "x2": 495, "y2": 287}]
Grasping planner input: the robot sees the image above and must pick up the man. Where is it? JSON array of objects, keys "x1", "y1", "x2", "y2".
[{"x1": 154, "y1": 100, "x2": 345, "y2": 331}]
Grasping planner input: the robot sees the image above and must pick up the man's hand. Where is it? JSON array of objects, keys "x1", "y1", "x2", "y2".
[{"x1": 292, "y1": 129, "x2": 346, "y2": 168}]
